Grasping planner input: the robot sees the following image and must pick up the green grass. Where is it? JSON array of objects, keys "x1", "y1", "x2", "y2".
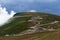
[
  {"x1": 0, "y1": 12, "x2": 60, "y2": 36},
  {"x1": 0, "y1": 17, "x2": 30, "y2": 36},
  {"x1": 0, "y1": 31, "x2": 56, "y2": 40}
]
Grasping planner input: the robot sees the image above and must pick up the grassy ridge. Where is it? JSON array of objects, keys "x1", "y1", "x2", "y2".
[
  {"x1": 0, "y1": 12, "x2": 60, "y2": 36},
  {"x1": 0, "y1": 17, "x2": 30, "y2": 36}
]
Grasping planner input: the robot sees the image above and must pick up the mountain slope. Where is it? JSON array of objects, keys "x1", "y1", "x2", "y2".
[
  {"x1": 0, "y1": 12, "x2": 60, "y2": 36},
  {"x1": 0, "y1": 30, "x2": 60, "y2": 40}
]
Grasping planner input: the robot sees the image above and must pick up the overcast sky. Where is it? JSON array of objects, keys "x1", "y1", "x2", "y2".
[{"x1": 0, "y1": 0, "x2": 60, "y2": 16}]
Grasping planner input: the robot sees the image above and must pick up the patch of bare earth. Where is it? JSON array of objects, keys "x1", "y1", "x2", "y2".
[{"x1": 0, "y1": 31, "x2": 57, "y2": 40}]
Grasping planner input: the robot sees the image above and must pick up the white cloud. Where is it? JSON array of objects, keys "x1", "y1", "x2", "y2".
[
  {"x1": 27, "y1": 0, "x2": 34, "y2": 2},
  {"x1": 0, "y1": 0, "x2": 58, "y2": 4},
  {"x1": 0, "y1": 0, "x2": 34, "y2": 4},
  {"x1": 29, "y1": 10, "x2": 37, "y2": 12},
  {"x1": 18, "y1": 0, "x2": 34, "y2": 2},
  {"x1": 37, "y1": 0, "x2": 57, "y2": 3},
  {"x1": 0, "y1": 0, "x2": 13, "y2": 4},
  {"x1": 0, "y1": 5, "x2": 16, "y2": 26},
  {"x1": 19, "y1": 0, "x2": 57, "y2": 3}
]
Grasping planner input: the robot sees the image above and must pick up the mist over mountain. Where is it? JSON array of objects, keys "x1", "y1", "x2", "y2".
[{"x1": 0, "y1": 5, "x2": 16, "y2": 26}]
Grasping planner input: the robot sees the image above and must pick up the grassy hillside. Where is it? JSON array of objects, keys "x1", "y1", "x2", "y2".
[
  {"x1": 0, "y1": 12, "x2": 60, "y2": 36},
  {"x1": 0, "y1": 31, "x2": 60, "y2": 40},
  {"x1": 0, "y1": 17, "x2": 30, "y2": 36},
  {"x1": 15, "y1": 12, "x2": 60, "y2": 21}
]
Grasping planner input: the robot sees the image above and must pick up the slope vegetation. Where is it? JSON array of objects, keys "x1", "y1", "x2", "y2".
[{"x1": 0, "y1": 12, "x2": 60, "y2": 36}]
